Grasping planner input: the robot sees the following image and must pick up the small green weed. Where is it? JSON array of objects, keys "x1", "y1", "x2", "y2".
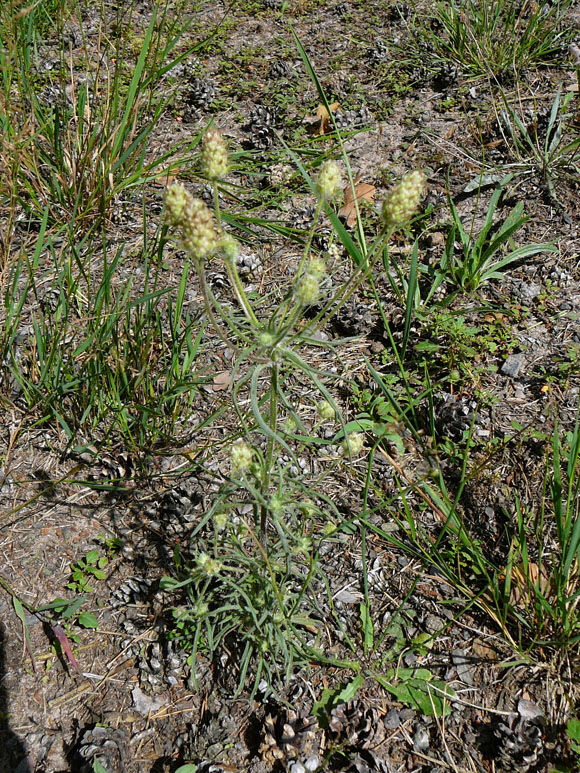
[
  {"x1": 412, "y1": 307, "x2": 514, "y2": 386},
  {"x1": 66, "y1": 549, "x2": 109, "y2": 594},
  {"x1": 37, "y1": 596, "x2": 99, "y2": 631},
  {"x1": 375, "y1": 668, "x2": 456, "y2": 717}
]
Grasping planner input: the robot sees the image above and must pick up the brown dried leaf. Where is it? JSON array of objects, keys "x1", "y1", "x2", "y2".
[
  {"x1": 472, "y1": 639, "x2": 500, "y2": 662},
  {"x1": 303, "y1": 102, "x2": 340, "y2": 135},
  {"x1": 212, "y1": 371, "x2": 231, "y2": 392},
  {"x1": 338, "y1": 179, "x2": 376, "y2": 226},
  {"x1": 505, "y1": 562, "x2": 553, "y2": 607}
]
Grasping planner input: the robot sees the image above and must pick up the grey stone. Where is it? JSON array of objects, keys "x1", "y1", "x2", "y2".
[
  {"x1": 517, "y1": 282, "x2": 542, "y2": 305},
  {"x1": 452, "y1": 649, "x2": 475, "y2": 686},
  {"x1": 501, "y1": 353, "x2": 524, "y2": 377},
  {"x1": 384, "y1": 708, "x2": 401, "y2": 729},
  {"x1": 413, "y1": 724, "x2": 430, "y2": 751}
]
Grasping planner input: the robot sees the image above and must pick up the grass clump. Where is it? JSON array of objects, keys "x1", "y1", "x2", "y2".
[
  {"x1": 427, "y1": 0, "x2": 572, "y2": 79},
  {"x1": 0, "y1": 0, "x2": 201, "y2": 231}
]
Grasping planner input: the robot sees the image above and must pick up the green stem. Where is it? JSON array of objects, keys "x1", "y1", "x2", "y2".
[
  {"x1": 196, "y1": 258, "x2": 267, "y2": 363},
  {"x1": 224, "y1": 258, "x2": 261, "y2": 328},
  {"x1": 212, "y1": 181, "x2": 260, "y2": 328},
  {"x1": 289, "y1": 229, "x2": 392, "y2": 344},
  {"x1": 260, "y1": 359, "x2": 279, "y2": 537}
]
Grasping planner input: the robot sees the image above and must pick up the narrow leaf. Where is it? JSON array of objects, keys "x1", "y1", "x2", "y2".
[
  {"x1": 13, "y1": 597, "x2": 36, "y2": 672},
  {"x1": 50, "y1": 623, "x2": 82, "y2": 673}
]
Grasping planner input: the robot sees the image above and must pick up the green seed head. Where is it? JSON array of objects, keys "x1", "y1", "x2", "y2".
[
  {"x1": 294, "y1": 272, "x2": 320, "y2": 306},
  {"x1": 181, "y1": 197, "x2": 221, "y2": 259},
  {"x1": 164, "y1": 183, "x2": 192, "y2": 228},
  {"x1": 269, "y1": 495, "x2": 285, "y2": 517},
  {"x1": 317, "y1": 399, "x2": 336, "y2": 420},
  {"x1": 382, "y1": 170, "x2": 426, "y2": 229},
  {"x1": 197, "y1": 553, "x2": 223, "y2": 577},
  {"x1": 307, "y1": 256, "x2": 326, "y2": 278},
  {"x1": 341, "y1": 431, "x2": 365, "y2": 456},
  {"x1": 282, "y1": 415, "x2": 297, "y2": 434},
  {"x1": 299, "y1": 499, "x2": 316, "y2": 517},
  {"x1": 293, "y1": 535, "x2": 312, "y2": 553},
  {"x1": 230, "y1": 440, "x2": 254, "y2": 473},
  {"x1": 213, "y1": 511, "x2": 229, "y2": 531},
  {"x1": 257, "y1": 330, "x2": 276, "y2": 348},
  {"x1": 220, "y1": 232, "x2": 240, "y2": 263},
  {"x1": 201, "y1": 127, "x2": 229, "y2": 181},
  {"x1": 316, "y1": 160, "x2": 342, "y2": 201},
  {"x1": 194, "y1": 601, "x2": 209, "y2": 618}
]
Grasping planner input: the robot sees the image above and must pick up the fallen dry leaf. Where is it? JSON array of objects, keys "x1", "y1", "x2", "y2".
[
  {"x1": 502, "y1": 562, "x2": 553, "y2": 608},
  {"x1": 303, "y1": 102, "x2": 340, "y2": 135},
  {"x1": 338, "y1": 179, "x2": 376, "y2": 226},
  {"x1": 212, "y1": 371, "x2": 231, "y2": 392},
  {"x1": 472, "y1": 639, "x2": 500, "y2": 662}
]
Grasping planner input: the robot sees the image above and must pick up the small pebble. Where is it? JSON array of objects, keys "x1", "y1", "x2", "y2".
[
  {"x1": 384, "y1": 708, "x2": 401, "y2": 729},
  {"x1": 413, "y1": 724, "x2": 430, "y2": 751},
  {"x1": 501, "y1": 353, "x2": 524, "y2": 377}
]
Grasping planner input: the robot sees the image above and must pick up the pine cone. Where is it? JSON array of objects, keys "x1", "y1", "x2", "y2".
[
  {"x1": 260, "y1": 710, "x2": 321, "y2": 768},
  {"x1": 111, "y1": 576, "x2": 152, "y2": 607},
  {"x1": 77, "y1": 726, "x2": 129, "y2": 773},
  {"x1": 270, "y1": 59, "x2": 293, "y2": 79},
  {"x1": 434, "y1": 391, "x2": 479, "y2": 441},
  {"x1": 333, "y1": 105, "x2": 373, "y2": 130},
  {"x1": 342, "y1": 750, "x2": 397, "y2": 772},
  {"x1": 388, "y1": 3, "x2": 412, "y2": 19},
  {"x1": 246, "y1": 106, "x2": 279, "y2": 148},
  {"x1": 431, "y1": 62, "x2": 461, "y2": 91},
  {"x1": 368, "y1": 39, "x2": 390, "y2": 64},
  {"x1": 494, "y1": 699, "x2": 544, "y2": 770},
  {"x1": 248, "y1": 104, "x2": 278, "y2": 127},
  {"x1": 312, "y1": 229, "x2": 331, "y2": 252},
  {"x1": 328, "y1": 701, "x2": 379, "y2": 749},
  {"x1": 138, "y1": 638, "x2": 190, "y2": 689},
  {"x1": 235, "y1": 250, "x2": 262, "y2": 276},
  {"x1": 291, "y1": 204, "x2": 317, "y2": 230},
  {"x1": 332, "y1": 298, "x2": 374, "y2": 337},
  {"x1": 249, "y1": 123, "x2": 277, "y2": 149},
  {"x1": 185, "y1": 77, "x2": 217, "y2": 109}
]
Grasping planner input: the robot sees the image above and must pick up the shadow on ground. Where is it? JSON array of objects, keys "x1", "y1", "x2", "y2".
[{"x1": 0, "y1": 621, "x2": 31, "y2": 773}]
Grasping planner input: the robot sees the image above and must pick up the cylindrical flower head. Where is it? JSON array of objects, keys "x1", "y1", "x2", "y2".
[
  {"x1": 230, "y1": 440, "x2": 254, "y2": 473},
  {"x1": 341, "y1": 431, "x2": 365, "y2": 456},
  {"x1": 317, "y1": 399, "x2": 336, "y2": 420},
  {"x1": 294, "y1": 272, "x2": 320, "y2": 306},
  {"x1": 197, "y1": 553, "x2": 223, "y2": 577},
  {"x1": 316, "y1": 160, "x2": 342, "y2": 200},
  {"x1": 201, "y1": 127, "x2": 229, "y2": 180},
  {"x1": 219, "y1": 232, "x2": 240, "y2": 263},
  {"x1": 165, "y1": 183, "x2": 193, "y2": 228},
  {"x1": 180, "y1": 197, "x2": 220, "y2": 259},
  {"x1": 382, "y1": 170, "x2": 426, "y2": 229},
  {"x1": 307, "y1": 256, "x2": 326, "y2": 278}
]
